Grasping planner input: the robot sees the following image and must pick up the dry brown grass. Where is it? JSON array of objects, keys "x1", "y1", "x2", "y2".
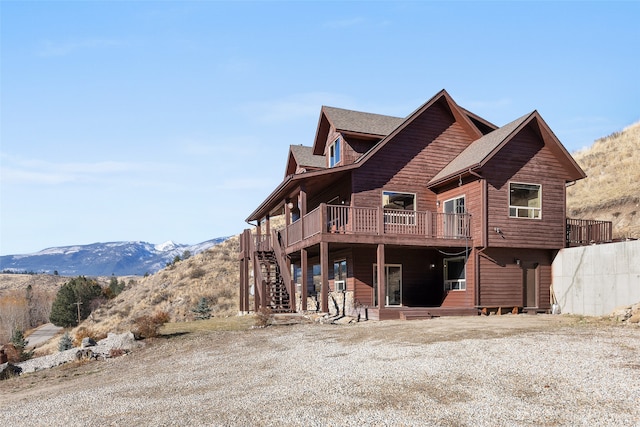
[
  {"x1": 567, "y1": 121, "x2": 640, "y2": 239},
  {"x1": 76, "y1": 236, "x2": 241, "y2": 338}
]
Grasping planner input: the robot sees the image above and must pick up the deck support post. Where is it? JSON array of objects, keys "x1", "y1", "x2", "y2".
[
  {"x1": 377, "y1": 243, "x2": 386, "y2": 309},
  {"x1": 320, "y1": 241, "x2": 329, "y2": 313},
  {"x1": 301, "y1": 248, "x2": 308, "y2": 311}
]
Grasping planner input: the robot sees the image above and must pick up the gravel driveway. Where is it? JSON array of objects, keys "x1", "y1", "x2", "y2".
[{"x1": 1, "y1": 315, "x2": 639, "y2": 426}]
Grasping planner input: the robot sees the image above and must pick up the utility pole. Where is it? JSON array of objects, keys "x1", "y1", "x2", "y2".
[{"x1": 73, "y1": 301, "x2": 83, "y2": 325}]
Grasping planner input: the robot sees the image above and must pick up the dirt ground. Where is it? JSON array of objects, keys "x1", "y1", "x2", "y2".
[{"x1": 2, "y1": 314, "x2": 639, "y2": 426}]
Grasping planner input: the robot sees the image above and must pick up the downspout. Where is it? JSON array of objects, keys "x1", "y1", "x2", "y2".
[{"x1": 471, "y1": 169, "x2": 487, "y2": 310}]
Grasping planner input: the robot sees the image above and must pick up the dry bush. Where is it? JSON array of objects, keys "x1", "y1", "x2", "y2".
[
  {"x1": 133, "y1": 310, "x2": 170, "y2": 339},
  {"x1": 109, "y1": 348, "x2": 126, "y2": 358},
  {"x1": 254, "y1": 307, "x2": 273, "y2": 328}
]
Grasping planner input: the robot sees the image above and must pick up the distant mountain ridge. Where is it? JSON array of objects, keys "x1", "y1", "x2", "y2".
[{"x1": 0, "y1": 237, "x2": 230, "y2": 276}]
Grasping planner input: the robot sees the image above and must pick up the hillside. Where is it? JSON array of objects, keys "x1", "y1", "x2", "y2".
[
  {"x1": 0, "y1": 238, "x2": 228, "y2": 276},
  {"x1": 567, "y1": 121, "x2": 640, "y2": 239},
  {"x1": 71, "y1": 235, "x2": 241, "y2": 338}
]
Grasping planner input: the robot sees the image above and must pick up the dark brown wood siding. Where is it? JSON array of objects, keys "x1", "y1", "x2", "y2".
[
  {"x1": 343, "y1": 136, "x2": 378, "y2": 165},
  {"x1": 478, "y1": 248, "x2": 553, "y2": 310},
  {"x1": 351, "y1": 245, "x2": 466, "y2": 308},
  {"x1": 483, "y1": 124, "x2": 567, "y2": 249},
  {"x1": 351, "y1": 100, "x2": 475, "y2": 212}
]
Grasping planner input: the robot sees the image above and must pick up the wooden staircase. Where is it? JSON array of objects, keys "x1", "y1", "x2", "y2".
[{"x1": 256, "y1": 250, "x2": 292, "y2": 313}]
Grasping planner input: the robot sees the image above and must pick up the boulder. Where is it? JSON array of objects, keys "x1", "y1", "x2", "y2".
[
  {"x1": 0, "y1": 362, "x2": 22, "y2": 380},
  {"x1": 81, "y1": 337, "x2": 97, "y2": 348}
]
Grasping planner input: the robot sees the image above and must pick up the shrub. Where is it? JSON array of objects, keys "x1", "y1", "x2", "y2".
[
  {"x1": 109, "y1": 348, "x2": 126, "y2": 358},
  {"x1": 133, "y1": 310, "x2": 170, "y2": 339},
  {"x1": 254, "y1": 307, "x2": 273, "y2": 328},
  {"x1": 191, "y1": 297, "x2": 213, "y2": 320},
  {"x1": 189, "y1": 267, "x2": 206, "y2": 279},
  {"x1": 58, "y1": 331, "x2": 73, "y2": 351},
  {"x1": 10, "y1": 329, "x2": 33, "y2": 361}
]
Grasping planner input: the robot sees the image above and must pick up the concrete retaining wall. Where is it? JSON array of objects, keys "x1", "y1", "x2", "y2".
[{"x1": 552, "y1": 240, "x2": 640, "y2": 316}]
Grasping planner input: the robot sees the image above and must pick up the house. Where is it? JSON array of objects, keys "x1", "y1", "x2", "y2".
[{"x1": 238, "y1": 89, "x2": 612, "y2": 320}]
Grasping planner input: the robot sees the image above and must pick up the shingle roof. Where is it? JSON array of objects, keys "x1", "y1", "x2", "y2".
[
  {"x1": 290, "y1": 145, "x2": 325, "y2": 169},
  {"x1": 429, "y1": 112, "x2": 534, "y2": 184},
  {"x1": 323, "y1": 106, "x2": 404, "y2": 136}
]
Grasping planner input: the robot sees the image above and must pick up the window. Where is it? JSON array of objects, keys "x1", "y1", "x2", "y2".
[
  {"x1": 373, "y1": 264, "x2": 402, "y2": 306},
  {"x1": 509, "y1": 182, "x2": 541, "y2": 219},
  {"x1": 444, "y1": 257, "x2": 466, "y2": 291},
  {"x1": 382, "y1": 191, "x2": 416, "y2": 225},
  {"x1": 443, "y1": 196, "x2": 467, "y2": 237},
  {"x1": 333, "y1": 259, "x2": 347, "y2": 291},
  {"x1": 329, "y1": 137, "x2": 341, "y2": 167}
]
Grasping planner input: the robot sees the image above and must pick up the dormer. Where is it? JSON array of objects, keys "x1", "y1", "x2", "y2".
[
  {"x1": 285, "y1": 145, "x2": 326, "y2": 177},
  {"x1": 312, "y1": 106, "x2": 404, "y2": 167}
]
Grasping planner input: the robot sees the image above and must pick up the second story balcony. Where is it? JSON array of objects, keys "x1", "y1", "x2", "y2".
[{"x1": 281, "y1": 203, "x2": 472, "y2": 249}]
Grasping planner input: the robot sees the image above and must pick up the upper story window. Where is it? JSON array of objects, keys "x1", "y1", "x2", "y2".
[
  {"x1": 509, "y1": 182, "x2": 541, "y2": 219},
  {"x1": 382, "y1": 191, "x2": 415, "y2": 211},
  {"x1": 329, "y1": 137, "x2": 341, "y2": 167},
  {"x1": 383, "y1": 191, "x2": 416, "y2": 225}
]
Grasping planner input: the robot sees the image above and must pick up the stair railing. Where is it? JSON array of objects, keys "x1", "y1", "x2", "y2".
[{"x1": 271, "y1": 229, "x2": 294, "y2": 311}]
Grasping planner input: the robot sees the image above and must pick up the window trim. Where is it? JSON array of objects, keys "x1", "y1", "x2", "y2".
[
  {"x1": 329, "y1": 137, "x2": 341, "y2": 168},
  {"x1": 442, "y1": 195, "x2": 467, "y2": 238},
  {"x1": 373, "y1": 263, "x2": 403, "y2": 307},
  {"x1": 444, "y1": 256, "x2": 466, "y2": 291},
  {"x1": 382, "y1": 190, "x2": 416, "y2": 225},
  {"x1": 509, "y1": 181, "x2": 542, "y2": 219}
]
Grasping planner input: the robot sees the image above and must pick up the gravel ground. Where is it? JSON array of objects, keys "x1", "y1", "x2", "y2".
[{"x1": 1, "y1": 315, "x2": 639, "y2": 426}]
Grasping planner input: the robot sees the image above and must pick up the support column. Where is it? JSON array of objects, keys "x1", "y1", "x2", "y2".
[
  {"x1": 301, "y1": 248, "x2": 308, "y2": 311},
  {"x1": 377, "y1": 244, "x2": 386, "y2": 308},
  {"x1": 287, "y1": 255, "x2": 296, "y2": 312},
  {"x1": 320, "y1": 241, "x2": 329, "y2": 313}
]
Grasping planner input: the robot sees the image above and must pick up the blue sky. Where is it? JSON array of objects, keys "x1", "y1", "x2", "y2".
[{"x1": 1, "y1": 1, "x2": 638, "y2": 255}]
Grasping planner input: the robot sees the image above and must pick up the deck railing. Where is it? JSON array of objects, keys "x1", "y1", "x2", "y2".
[
  {"x1": 566, "y1": 218, "x2": 612, "y2": 247},
  {"x1": 283, "y1": 203, "x2": 471, "y2": 246}
]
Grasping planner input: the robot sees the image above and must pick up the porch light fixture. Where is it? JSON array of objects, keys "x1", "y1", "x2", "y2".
[
  {"x1": 515, "y1": 258, "x2": 521, "y2": 266},
  {"x1": 287, "y1": 202, "x2": 294, "y2": 209}
]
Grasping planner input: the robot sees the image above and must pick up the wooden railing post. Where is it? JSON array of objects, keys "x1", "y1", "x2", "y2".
[
  {"x1": 320, "y1": 203, "x2": 327, "y2": 234},
  {"x1": 378, "y1": 206, "x2": 384, "y2": 235}
]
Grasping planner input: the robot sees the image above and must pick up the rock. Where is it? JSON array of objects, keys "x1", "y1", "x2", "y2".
[
  {"x1": 609, "y1": 305, "x2": 632, "y2": 322},
  {"x1": 0, "y1": 362, "x2": 22, "y2": 380},
  {"x1": 81, "y1": 337, "x2": 97, "y2": 348},
  {"x1": 627, "y1": 313, "x2": 640, "y2": 324}
]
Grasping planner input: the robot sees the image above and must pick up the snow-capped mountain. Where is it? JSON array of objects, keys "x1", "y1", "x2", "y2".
[{"x1": 0, "y1": 237, "x2": 230, "y2": 276}]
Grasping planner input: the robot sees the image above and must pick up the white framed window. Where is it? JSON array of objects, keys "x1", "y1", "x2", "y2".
[
  {"x1": 329, "y1": 137, "x2": 341, "y2": 167},
  {"x1": 444, "y1": 257, "x2": 466, "y2": 291},
  {"x1": 509, "y1": 182, "x2": 541, "y2": 219},
  {"x1": 333, "y1": 259, "x2": 347, "y2": 291},
  {"x1": 373, "y1": 264, "x2": 402, "y2": 306},
  {"x1": 443, "y1": 195, "x2": 467, "y2": 237},
  {"x1": 382, "y1": 191, "x2": 416, "y2": 225}
]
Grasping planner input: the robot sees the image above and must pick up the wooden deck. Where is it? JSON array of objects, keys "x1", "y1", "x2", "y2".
[{"x1": 282, "y1": 203, "x2": 471, "y2": 249}]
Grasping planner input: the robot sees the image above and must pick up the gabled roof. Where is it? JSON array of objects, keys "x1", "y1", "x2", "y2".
[
  {"x1": 290, "y1": 145, "x2": 325, "y2": 169},
  {"x1": 427, "y1": 111, "x2": 586, "y2": 187},
  {"x1": 323, "y1": 106, "x2": 405, "y2": 136},
  {"x1": 354, "y1": 89, "x2": 485, "y2": 164},
  {"x1": 312, "y1": 107, "x2": 404, "y2": 155}
]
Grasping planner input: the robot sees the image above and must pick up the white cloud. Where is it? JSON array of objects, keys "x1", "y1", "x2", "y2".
[
  {"x1": 0, "y1": 153, "x2": 169, "y2": 185},
  {"x1": 37, "y1": 38, "x2": 124, "y2": 57}
]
